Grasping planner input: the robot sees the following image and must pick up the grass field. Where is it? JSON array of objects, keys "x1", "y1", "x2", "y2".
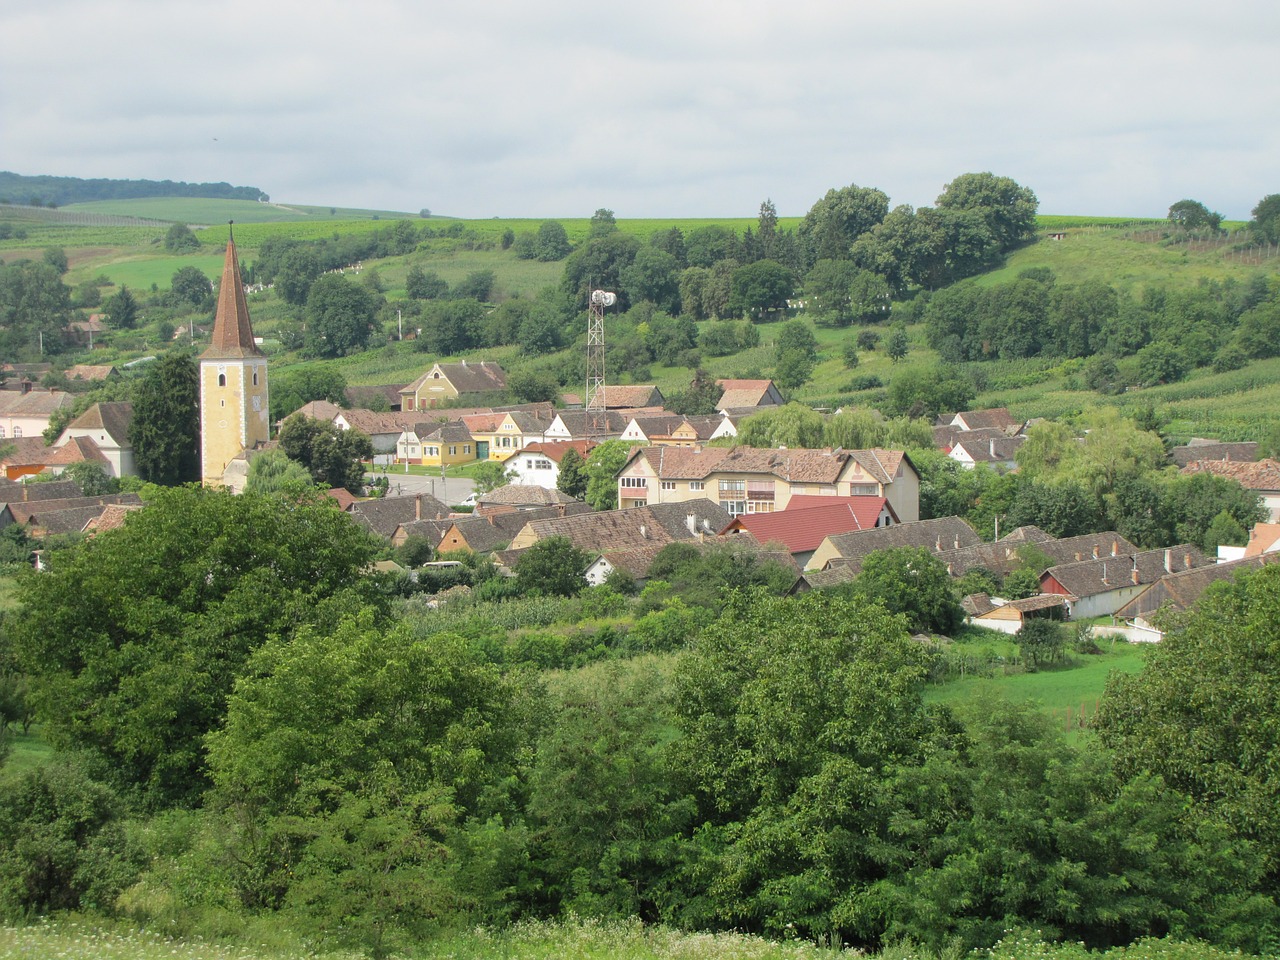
[{"x1": 927, "y1": 636, "x2": 1148, "y2": 735}]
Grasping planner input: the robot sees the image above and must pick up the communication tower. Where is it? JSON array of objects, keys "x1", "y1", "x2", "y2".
[{"x1": 585, "y1": 289, "x2": 615, "y2": 412}]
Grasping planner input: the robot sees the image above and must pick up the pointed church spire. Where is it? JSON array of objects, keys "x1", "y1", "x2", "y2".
[{"x1": 203, "y1": 222, "x2": 262, "y2": 359}]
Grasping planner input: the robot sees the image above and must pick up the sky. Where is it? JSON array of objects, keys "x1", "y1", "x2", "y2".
[{"x1": 3, "y1": 0, "x2": 1277, "y2": 221}]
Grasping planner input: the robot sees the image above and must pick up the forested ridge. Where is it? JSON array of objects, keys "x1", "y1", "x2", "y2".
[
  {"x1": 0, "y1": 171, "x2": 268, "y2": 207},
  {"x1": 2, "y1": 486, "x2": 1280, "y2": 959}
]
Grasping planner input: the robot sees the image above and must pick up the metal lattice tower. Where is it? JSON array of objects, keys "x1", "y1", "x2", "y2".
[{"x1": 585, "y1": 290, "x2": 615, "y2": 412}]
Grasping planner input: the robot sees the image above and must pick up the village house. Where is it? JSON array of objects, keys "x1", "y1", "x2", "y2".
[
  {"x1": 505, "y1": 440, "x2": 597, "y2": 489},
  {"x1": 475, "y1": 484, "x2": 585, "y2": 512},
  {"x1": 946, "y1": 434, "x2": 1025, "y2": 471},
  {"x1": 719, "y1": 496, "x2": 897, "y2": 567},
  {"x1": 54, "y1": 402, "x2": 135, "y2": 477},
  {"x1": 619, "y1": 414, "x2": 727, "y2": 448},
  {"x1": 582, "y1": 535, "x2": 799, "y2": 589},
  {"x1": 617, "y1": 445, "x2": 919, "y2": 522},
  {"x1": 395, "y1": 421, "x2": 476, "y2": 468},
  {"x1": 1039, "y1": 545, "x2": 1212, "y2": 619},
  {"x1": 0, "y1": 387, "x2": 75, "y2": 442},
  {"x1": 1170, "y1": 440, "x2": 1259, "y2": 468},
  {"x1": 716, "y1": 378, "x2": 785, "y2": 414},
  {"x1": 506, "y1": 498, "x2": 734, "y2": 554},
  {"x1": 592, "y1": 385, "x2": 666, "y2": 409},
  {"x1": 960, "y1": 593, "x2": 1069, "y2": 634},
  {"x1": 462, "y1": 410, "x2": 553, "y2": 461},
  {"x1": 347, "y1": 493, "x2": 452, "y2": 539},
  {"x1": 940, "y1": 407, "x2": 1024, "y2": 434},
  {"x1": 545, "y1": 409, "x2": 656, "y2": 443},
  {"x1": 398, "y1": 361, "x2": 507, "y2": 411},
  {"x1": 1113, "y1": 553, "x2": 1280, "y2": 640},
  {"x1": 804, "y1": 515, "x2": 982, "y2": 574}
]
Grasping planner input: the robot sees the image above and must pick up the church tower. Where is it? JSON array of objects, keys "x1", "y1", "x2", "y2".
[{"x1": 200, "y1": 226, "x2": 269, "y2": 486}]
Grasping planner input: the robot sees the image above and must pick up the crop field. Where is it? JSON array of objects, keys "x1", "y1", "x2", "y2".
[{"x1": 64, "y1": 197, "x2": 413, "y2": 224}]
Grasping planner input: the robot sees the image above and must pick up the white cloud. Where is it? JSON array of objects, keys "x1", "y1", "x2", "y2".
[{"x1": 2, "y1": 0, "x2": 1277, "y2": 218}]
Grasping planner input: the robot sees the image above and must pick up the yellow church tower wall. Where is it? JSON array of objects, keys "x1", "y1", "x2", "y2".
[{"x1": 200, "y1": 228, "x2": 270, "y2": 486}]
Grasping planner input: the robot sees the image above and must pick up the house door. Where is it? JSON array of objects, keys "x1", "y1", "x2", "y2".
[{"x1": 476, "y1": 441, "x2": 489, "y2": 460}]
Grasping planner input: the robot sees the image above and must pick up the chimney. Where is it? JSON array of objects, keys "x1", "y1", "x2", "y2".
[
  {"x1": 415, "y1": 494, "x2": 422, "y2": 521},
  {"x1": 1101, "y1": 562, "x2": 1109, "y2": 585},
  {"x1": 1075, "y1": 552, "x2": 1082, "y2": 562},
  {"x1": 686, "y1": 513, "x2": 697, "y2": 535},
  {"x1": 990, "y1": 438, "x2": 997, "y2": 459},
  {"x1": 935, "y1": 535, "x2": 942, "y2": 551},
  {"x1": 640, "y1": 524, "x2": 648, "y2": 539},
  {"x1": 1164, "y1": 549, "x2": 1172, "y2": 573},
  {"x1": 1111, "y1": 540, "x2": 1119, "y2": 557},
  {"x1": 1185, "y1": 552, "x2": 1192, "y2": 569},
  {"x1": 954, "y1": 535, "x2": 960, "y2": 549},
  {"x1": 1131, "y1": 558, "x2": 1140, "y2": 585},
  {"x1": 1092, "y1": 544, "x2": 1099, "y2": 560}
]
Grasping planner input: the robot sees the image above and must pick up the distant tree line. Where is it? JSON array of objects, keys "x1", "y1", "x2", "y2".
[{"x1": 0, "y1": 171, "x2": 268, "y2": 206}]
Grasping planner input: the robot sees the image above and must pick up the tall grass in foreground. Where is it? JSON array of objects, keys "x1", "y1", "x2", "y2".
[{"x1": 0, "y1": 918, "x2": 1260, "y2": 960}]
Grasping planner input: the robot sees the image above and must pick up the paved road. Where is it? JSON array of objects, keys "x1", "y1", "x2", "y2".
[{"x1": 367, "y1": 467, "x2": 476, "y2": 507}]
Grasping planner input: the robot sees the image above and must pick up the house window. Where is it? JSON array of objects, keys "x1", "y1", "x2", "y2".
[
  {"x1": 0, "y1": 427, "x2": 5, "y2": 438},
  {"x1": 621, "y1": 477, "x2": 647, "y2": 488},
  {"x1": 535, "y1": 459, "x2": 553, "y2": 470},
  {"x1": 218, "y1": 373, "x2": 226, "y2": 387},
  {"x1": 252, "y1": 369, "x2": 259, "y2": 386},
  {"x1": 718, "y1": 480, "x2": 745, "y2": 499},
  {"x1": 850, "y1": 484, "x2": 878, "y2": 496},
  {"x1": 724, "y1": 500, "x2": 746, "y2": 516},
  {"x1": 661, "y1": 481, "x2": 676, "y2": 491},
  {"x1": 428, "y1": 446, "x2": 438, "y2": 457},
  {"x1": 690, "y1": 480, "x2": 704, "y2": 491},
  {"x1": 11, "y1": 427, "x2": 19, "y2": 438},
  {"x1": 449, "y1": 446, "x2": 457, "y2": 456},
  {"x1": 747, "y1": 501, "x2": 775, "y2": 514},
  {"x1": 463, "y1": 445, "x2": 471, "y2": 454}
]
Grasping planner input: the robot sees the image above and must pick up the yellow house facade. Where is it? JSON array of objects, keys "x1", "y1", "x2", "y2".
[{"x1": 397, "y1": 421, "x2": 476, "y2": 468}]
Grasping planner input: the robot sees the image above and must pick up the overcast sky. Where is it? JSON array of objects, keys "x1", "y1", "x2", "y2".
[{"x1": 4, "y1": 0, "x2": 1277, "y2": 220}]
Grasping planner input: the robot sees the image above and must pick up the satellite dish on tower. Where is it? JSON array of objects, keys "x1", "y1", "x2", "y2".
[{"x1": 590, "y1": 290, "x2": 617, "y2": 307}]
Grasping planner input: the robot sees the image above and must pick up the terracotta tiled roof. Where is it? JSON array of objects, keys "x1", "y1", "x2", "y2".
[
  {"x1": 948, "y1": 408, "x2": 1020, "y2": 432},
  {"x1": 82, "y1": 503, "x2": 141, "y2": 533},
  {"x1": 596, "y1": 385, "x2": 663, "y2": 409},
  {"x1": 391, "y1": 518, "x2": 456, "y2": 548},
  {"x1": 0, "y1": 389, "x2": 75, "y2": 418},
  {"x1": 715, "y1": 379, "x2": 780, "y2": 409},
  {"x1": 46, "y1": 435, "x2": 111, "y2": 466},
  {"x1": 6, "y1": 493, "x2": 143, "y2": 535},
  {"x1": 816, "y1": 517, "x2": 982, "y2": 574},
  {"x1": 202, "y1": 238, "x2": 263, "y2": 360},
  {"x1": 1181, "y1": 458, "x2": 1280, "y2": 491},
  {"x1": 0, "y1": 477, "x2": 83, "y2": 501},
  {"x1": 0, "y1": 437, "x2": 59, "y2": 467},
  {"x1": 404, "y1": 362, "x2": 507, "y2": 396},
  {"x1": 344, "y1": 384, "x2": 405, "y2": 409},
  {"x1": 347, "y1": 493, "x2": 452, "y2": 538},
  {"x1": 336, "y1": 409, "x2": 421, "y2": 436},
  {"x1": 65, "y1": 402, "x2": 133, "y2": 445},
  {"x1": 520, "y1": 498, "x2": 733, "y2": 554},
  {"x1": 1114, "y1": 554, "x2": 1280, "y2": 620},
  {"x1": 325, "y1": 488, "x2": 361, "y2": 511},
  {"x1": 1171, "y1": 441, "x2": 1260, "y2": 467},
  {"x1": 63, "y1": 364, "x2": 118, "y2": 381},
  {"x1": 1043, "y1": 545, "x2": 1211, "y2": 599},
  {"x1": 1244, "y1": 523, "x2": 1280, "y2": 557},
  {"x1": 514, "y1": 440, "x2": 597, "y2": 464},
  {"x1": 478, "y1": 484, "x2": 580, "y2": 507},
  {"x1": 722, "y1": 500, "x2": 889, "y2": 554}
]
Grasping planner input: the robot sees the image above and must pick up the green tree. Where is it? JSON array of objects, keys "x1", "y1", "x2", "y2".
[
  {"x1": 103, "y1": 284, "x2": 139, "y2": 329},
  {"x1": 1017, "y1": 617, "x2": 1066, "y2": 669},
  {"x1": 274, "y1": 246, "x2": 321, "y2": 305},
  {"x1": 583, "y1": 439, "x2": 631, "y2": 510},
  {"x1": 243, "y1": 448, "x2": 315, "y2": 496},
  {"x1": 556, "y1": 446, "x2": 589, "y2": 500},
  {"x1": 1250, "y1": 193, "x2": 1280, "y2": 243},
  {"x1": 507, "y1": 368, "x2": 559, "y2": 403},
  {"x1": 669, "y1": 590, "x2": 933, "y2": 939},
  {"x1": 305, "y1": 273, "x2": 379, "y2": 358},
  {"x1": 270, "y1": 366, "x2": 348, "y2": 422},
  {"x1": 42, "y1": 246, "x2": 69, "y2": 274},
  {"x1": 735, "y1": 402, "x2": 825, "y2": 449},
  {"x1": 1168, "y1": 199, "x2": 1223, "y2": 232},
  {"x1": 164, "y1": 222, "x2": 201, "y2": 252},
  {"x1": 886, "y1": 365, "x2": 975, "y2": 419},
  {"x1": 935, "y1": 171, "x2": 1039, "y2": 253},
  {"x1": 621, "y1": 247, "x2": 681, "y2": 314},
  {"x1": 472, "y1": 460, "x2": 515, "y2": 494},
  {"x1": 168, "y1": 265, "x2": 213, "y2": 309},
  {"x1": 886, "y1": 323, "x2": 909, "y2": 361},
  {"x1": 799, "y1": 183, "x2": 890, "y2": 264},
  {"x1": 849, "y1": 546, "x2": 964, "y2": 634},
  {"x1": 11, "y1": 486, "x2": 380, "y2": 806},
  {"x1": 129, "y1": 351, "x2": 199, "y2": 485},
  {"x1": 667, "y1": 368, "x2": 722, "y2": 416},
  {"x1": 534, "y1": 220, "x2": 572, "y2": 261},
  {"x1": 589, "y1": 208, "x2": 617, "y2": 238},
  {"x1": 278, "y1": 414, "x2": 374, "y2": 494},
  {"x1": 772, "y1": 319, "x2": 818, "y2": 391},
  {"x1": 728, "y1": 259, "x2": 795, "y2": 319},
  {"x1": 405, "y1": 265, "x2": 449, "y2": 300},
  {"x1": 1097, "y1": 563, "x2": 1280, "y2": 892},
  {"x1": 516, "y1": 536, "x2": 591, "y2": 596}
]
